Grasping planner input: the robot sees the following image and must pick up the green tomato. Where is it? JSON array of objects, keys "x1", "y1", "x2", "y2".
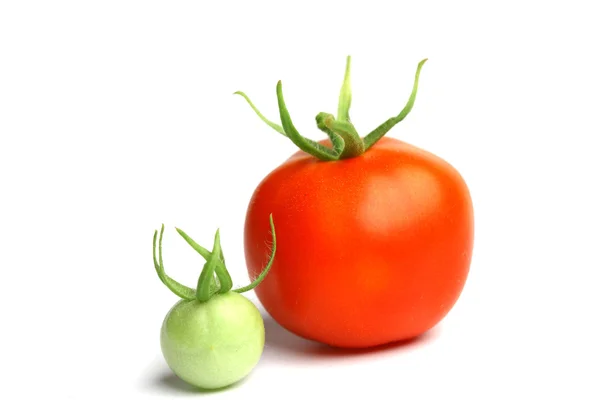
[
  {"x1": 151, "y1": 215, "x2": 276, "y2": 390},
  {"x1": 160, "y1": 292, "x2": 265, "y2": 389}
]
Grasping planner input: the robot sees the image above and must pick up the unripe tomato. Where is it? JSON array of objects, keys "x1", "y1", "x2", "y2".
[
  {"x1": 151, "y1": 216, "x2": 276, "y2": 388},
  {"x1": 160, "y1": 293, "x2": 264, "y2": 389}
]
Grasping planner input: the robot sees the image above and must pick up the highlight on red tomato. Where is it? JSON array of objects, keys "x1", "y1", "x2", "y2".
[{"x1": 235, "y1": 57, "x2": 474, "y2": 349}]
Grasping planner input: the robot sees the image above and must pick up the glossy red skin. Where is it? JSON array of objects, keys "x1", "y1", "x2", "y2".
[{"x1": 244, "y1": 136, "x2": 474, "y2": 348}]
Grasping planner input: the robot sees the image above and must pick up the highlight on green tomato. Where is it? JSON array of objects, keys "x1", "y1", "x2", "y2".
[{"x1": 152, "y1": 214, "x2": 276, "y2": 390}]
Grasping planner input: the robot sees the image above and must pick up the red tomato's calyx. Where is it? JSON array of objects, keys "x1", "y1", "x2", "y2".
[
  {"x1": 152, "y1": 214, "x2": 277, "y2": 302},
  {"x1": 235, "y1": 56, "x2": 428, "y2": 161}
]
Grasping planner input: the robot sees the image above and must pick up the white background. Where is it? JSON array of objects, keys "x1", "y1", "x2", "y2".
[{"x1": 1, "y1": 1, "x2": 599, "y2": 399}]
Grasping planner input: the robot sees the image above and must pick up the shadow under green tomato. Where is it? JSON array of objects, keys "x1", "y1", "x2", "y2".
[
  {"x1": 152, "y1": 369, "x2": 248, "y2": 394},
  {"x1": 261, "y1": 311, "x2": 440, "y2": 360}
]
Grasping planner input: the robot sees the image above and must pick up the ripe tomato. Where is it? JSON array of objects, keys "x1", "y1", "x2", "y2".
[{"x1": 238, "y1": 57, "x2": 474, "y2": 348}]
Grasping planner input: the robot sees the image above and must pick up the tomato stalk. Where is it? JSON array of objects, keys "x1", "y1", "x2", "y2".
[
  {"x1": 235, "y1": 56, "x2": 428, "y2": 161},
  {"x1": 337, "y1": 55, "x2": 352, "y2": 122},
  {"x1": 152, "y1": 214, "x2": 276, "y2": 302},
  {"x1": 330, "y1": 55, "x2": 365, "y2": 159}
]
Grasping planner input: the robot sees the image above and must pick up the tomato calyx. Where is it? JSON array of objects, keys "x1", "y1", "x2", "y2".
[
  {"x1": 152, "y1": 214, "x2": 276, "y2": 302},
  {"x1": 235, "y1": 56, "x2": 428, "y2": 161}
]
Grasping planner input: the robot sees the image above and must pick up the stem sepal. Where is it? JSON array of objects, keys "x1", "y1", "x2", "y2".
[
  {"x1": 235, "y1": 56, "x2": 428, "y2": 161},
  {"x1": 152, "y1": 214, "x2": 276, "y2": 302}
]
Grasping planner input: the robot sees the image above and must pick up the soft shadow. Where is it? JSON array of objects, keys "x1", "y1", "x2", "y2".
[
  {"x1": 262, "y1": 312, "x2": 321, "y2": 356},
  {"x1": 309, "y1": 330, "x2": 437, "y2": 357},
  {"x1": 147, "y1": 369, "x2": 246, "y2": 395},
  {"x1": 261, "y1": 310, "x2": 440, "y2": 360}
]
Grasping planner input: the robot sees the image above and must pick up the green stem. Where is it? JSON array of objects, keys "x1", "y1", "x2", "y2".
[
  {"x1": 235, "y1": 87, "x2": 343, "y2": 161},
  {"x1": 195, "y1": 229, "x2": 222, "y2": 302},
  {"x1": 152, "y1": 215, "x2": 276, "y2": 302},
  {"x1": 234, "y1": 91, "x2": 286, "y2": 136},
  {"x1": 235, "y1": 56, "x2": 428, "y2": 161},
  {"x1": 153, "y1": 225, "x2": 196, "y2": 300},
  {"x1": 326, "y1": 55, "x2": 367, "y2": 159},
  {"x1": 234, "y1": 214, "x2": 277, "y2": 294},
  {"x1": 276, "y1": 81, "x2": 340, "y2": 161},
  {"x1": 363, "y1": 58, "x2": 428, "y2": 150},
  {"x1": 337, "y1": 55, "x2": 352, "y2": 122},
  {"x1": 323, "y1": 115, "x2": 365, "y2": 159},
  {"x1": 315, "y1": 112, "x2": 345, "y2": 155},
  {"x1": 176, "y1": 228, "x2": 233, "y2": 293}
]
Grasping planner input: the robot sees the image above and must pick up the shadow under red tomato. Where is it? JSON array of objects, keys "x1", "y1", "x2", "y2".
[{"x1": 262, "y1": 311, "x2": 440, "y2": 360}]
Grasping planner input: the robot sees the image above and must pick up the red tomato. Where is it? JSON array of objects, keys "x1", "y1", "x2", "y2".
[
  {"x1": 238, "y1": 57, "x2": 473, "y2": 348},
  {"x1": 244, "y1": 136, "x2": 473, "y2": 348}
]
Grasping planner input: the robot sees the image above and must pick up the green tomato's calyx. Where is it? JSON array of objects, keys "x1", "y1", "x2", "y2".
[
  {"x1": 152, "y1": 214, "x2": 276, "y2": 302},
  {"x1": 235, "y1": 56, "x2": 427, "y2": 161}
]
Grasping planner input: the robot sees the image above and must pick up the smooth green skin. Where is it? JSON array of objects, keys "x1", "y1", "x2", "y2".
[{"x1": 160, "y1": 291, "x2": 265, "y2": 390}]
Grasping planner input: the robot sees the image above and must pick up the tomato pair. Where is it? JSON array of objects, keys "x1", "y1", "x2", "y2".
[{"x1": 152, "y1": 56, "x2": 474, "y2": 390}]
